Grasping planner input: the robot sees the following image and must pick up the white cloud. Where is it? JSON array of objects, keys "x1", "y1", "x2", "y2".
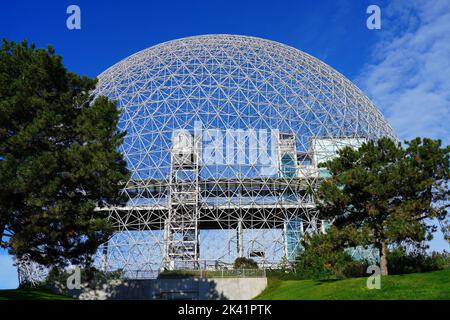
[
  {"x1": 356, "y1": 1, "x2": 450, "y2": 252},
  {"x1": 357, "y1": 0, "x2": 450, "y2": 145}
]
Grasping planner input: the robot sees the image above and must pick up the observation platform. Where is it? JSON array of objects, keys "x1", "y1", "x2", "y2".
[{"x1": 96, "y1": 176, "x2": 317, "y2": 231}]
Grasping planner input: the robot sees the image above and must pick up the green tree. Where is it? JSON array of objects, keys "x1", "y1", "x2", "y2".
[
  {"x1": 317, "y1": 137, "x2": 449, "y2": 275},
  {"x1": 0, "y1": 39, "x2": 130, "y2": 269}
]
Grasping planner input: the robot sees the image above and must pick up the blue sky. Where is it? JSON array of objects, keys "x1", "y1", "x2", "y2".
[{"x1": 1, "y1": 0, "x2": 449, "y2": 289}]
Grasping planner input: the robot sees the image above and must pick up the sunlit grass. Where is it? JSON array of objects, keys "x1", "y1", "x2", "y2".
[{"x1": 255, "y1": 269, "x2": 450, "y2": 300}]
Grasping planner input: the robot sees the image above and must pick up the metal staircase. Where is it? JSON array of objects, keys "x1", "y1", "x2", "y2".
[{"x1": 164, "y1": 131, "x2": 200, "y2": 270}]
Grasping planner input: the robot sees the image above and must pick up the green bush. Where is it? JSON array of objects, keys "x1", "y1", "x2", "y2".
[
  {"x1": 295, "y1": 248, "x2": 363, "y2": 280},
  {"x1": 293, "y1": 230, "x2": 370, "y2": 280},
  {"x1": 233, "y1": 257, "x2": 258, "y2": 269},
  {"x1": 341, "y1": 260, "x2": 369, "y2": 278},
  {"x1": 45, "y1": 266, "x2": 123, "y2": 285},
  {"x1": 387, "y1": 248, "x2": 449, "y2": 275}
]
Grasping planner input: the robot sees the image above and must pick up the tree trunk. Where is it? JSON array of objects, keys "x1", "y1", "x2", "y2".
[{"x1": 379, "y1": 241, "x2": 388, "y2": 276}]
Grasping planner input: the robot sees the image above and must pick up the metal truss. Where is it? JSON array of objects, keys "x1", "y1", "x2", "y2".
[{"x1": 90, "y1": 35, "x2": 396, "y2": 277}]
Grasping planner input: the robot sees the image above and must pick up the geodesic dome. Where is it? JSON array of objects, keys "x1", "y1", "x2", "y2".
[{"x1": 94, "y1": 34, "x2": 395, "y2": 276}]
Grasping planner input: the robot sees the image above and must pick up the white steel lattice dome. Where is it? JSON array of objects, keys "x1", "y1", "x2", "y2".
[{"x1": 93, "y1": 35, "x2": 395, "y2": 276}]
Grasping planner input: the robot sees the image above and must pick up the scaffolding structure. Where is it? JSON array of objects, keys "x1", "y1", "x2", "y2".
[{"x1": 164, "y1": 131, "x2": 201, "y2": 269}]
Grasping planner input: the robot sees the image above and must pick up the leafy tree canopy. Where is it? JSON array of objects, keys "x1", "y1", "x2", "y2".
[{"x1": 0, "y1": 39, "x2": 130, "y2": 268}]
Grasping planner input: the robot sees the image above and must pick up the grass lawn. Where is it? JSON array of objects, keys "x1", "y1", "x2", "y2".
[
  {"x1": 1, "y1": 269, "x2": 448, "y2": 300},
  {"x1": 0, "y1": 287, "x2": 74, "y2": 300},
  {"x1": 255, "y1": 269, "x2": 450, "y2": 300}
]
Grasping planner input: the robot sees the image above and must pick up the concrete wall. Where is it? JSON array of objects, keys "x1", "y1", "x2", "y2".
[
  {"x1": 50, "y1": 277, "x2": 267, "y2": 300},
  {"x1": 206, "y1": 277, "x2": 267, "y2": 300}
]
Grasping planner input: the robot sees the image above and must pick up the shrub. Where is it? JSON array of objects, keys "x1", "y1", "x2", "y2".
[
  {"x1": 293, "y1": 229, "x2": 370, "y2": 280},
  {"x1": 233, "y1": 257, "x2": 258, "y2": 269},
  {"x1": 295, "y1": 247, "x2": 363, "y2": 280},
  {"x1": 387, "y1": 248, "x2": 449, "y2": 275},
  {"x1": 341, "y1": 260, "x2": 369, "y2": 278},
  {"x1": 45, "y1": 266, "x2": 123, "y2": 286}
]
